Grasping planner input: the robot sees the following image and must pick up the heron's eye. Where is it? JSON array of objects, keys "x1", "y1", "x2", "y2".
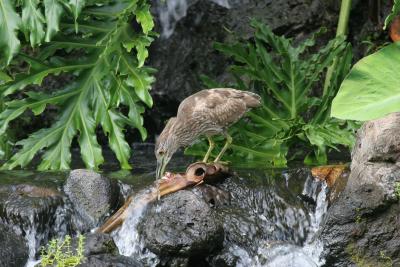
[{"x1": 158, "y1": 151, "x2": 165, "y2": 156}]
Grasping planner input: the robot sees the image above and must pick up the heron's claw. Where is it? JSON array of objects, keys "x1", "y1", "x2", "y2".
[{"x1": 213, "y1": 160, "x2": 230, "y2": 165}]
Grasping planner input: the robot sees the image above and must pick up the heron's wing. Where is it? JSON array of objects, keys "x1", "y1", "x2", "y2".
[{"x1": 177, "y1": 88, "x2": 260, "y2": 127}]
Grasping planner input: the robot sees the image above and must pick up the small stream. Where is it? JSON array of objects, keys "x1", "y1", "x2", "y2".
[{"x1": 0, "y1": 145, "x2": 331, "y2": 266}]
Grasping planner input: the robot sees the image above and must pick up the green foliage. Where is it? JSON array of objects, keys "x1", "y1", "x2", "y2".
[
  {"x1": 40, "y1": 234, "x2": 85, "y2": 267},
  {"x1": 395, "y1": 182, "x2": 400, "y2": 200},
  {"x1": 384, "y1": 0, "x2": 400, "y2": 30},
  {"x1": 0, "y1": 0, "x2": 156, "y2": 170},
  {"x1": 186, "y1": 20, "x2": 357, "y2": 166},
  {"x1": 331, "y1": 43, "x2": 400, "y2": 121},
  {"x1": 379, "y1": 251, "x2": 394, "y2": 267}
]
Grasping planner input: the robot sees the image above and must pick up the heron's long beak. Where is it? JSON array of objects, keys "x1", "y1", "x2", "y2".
[{"x1": 156, "y1": 156, "x2": 168, "y2": 180}]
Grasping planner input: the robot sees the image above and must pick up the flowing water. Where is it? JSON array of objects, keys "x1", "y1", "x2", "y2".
[
  {"x1": 0, "y1": 147, "x2": 330, "y2": 267},
  {"x1": 103, "y1": 166, "x2": 329, "y2": 267},
  {"x1": 111, "y1": 187, "x2": 160, "y2": 266}
]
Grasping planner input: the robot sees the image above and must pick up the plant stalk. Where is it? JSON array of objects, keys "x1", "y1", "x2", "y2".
[{"x1": 323, "y1": 0, "x2": 352, "y2": 96}]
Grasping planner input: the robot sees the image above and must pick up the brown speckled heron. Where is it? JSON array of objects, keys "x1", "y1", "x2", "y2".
[{"x1": 155, "y1": 88, "x2": 261, "y2": 179}]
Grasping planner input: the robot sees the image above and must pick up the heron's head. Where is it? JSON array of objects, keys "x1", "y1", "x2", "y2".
[{"x1": 155, "y1": 117, "x2": 179, "y2": 179}]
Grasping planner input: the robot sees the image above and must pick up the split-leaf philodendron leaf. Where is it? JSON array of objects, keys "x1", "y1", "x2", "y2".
[
  {"x1": 0, "y1": 0, "x2": 156, "y2": 170},
  {"x1": 331, "y1": 43, "x2": 400, "y2": 121}
]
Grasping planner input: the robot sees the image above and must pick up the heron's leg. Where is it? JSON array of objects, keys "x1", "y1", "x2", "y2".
[
  {"x1": 214, "y1": 133, "x2": 232, "y2": 162},
  {"x1": 203, "y1": 136, "x2": 215, "y2": 162}
]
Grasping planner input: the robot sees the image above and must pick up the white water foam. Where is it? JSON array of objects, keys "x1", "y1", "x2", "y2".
[
  {"x1": 111, "y1": 188, "x2": 159, "y2": 266},
  {"x1": 301, "y1": 179, "x2": 328, "y2": 266},
  {"x1": 226, "y1": 174, "x2": 328, "y2": 267},
  {"x1": 24, "y1": 203, "x2": 73, "y2": 267}
]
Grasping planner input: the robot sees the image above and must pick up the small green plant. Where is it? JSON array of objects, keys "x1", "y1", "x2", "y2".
[
  {"x1": 186, "y1": 20, "x2": 357, "y2": 166},
  {"x1": 394, "y1": 182, "x2": 400, "y2": 200},
  {"x1": 0, "y1": 0, "x2": 156, "y2": 170},
  {"x1": 380, "y1": 251, "x2": 393, "y2": 267},
  {"x1": 347, "y1": 243, "x2": 373, "y2": 267},
  {"x1": 40, "y1": 234, "x2": 85, "y2": 267},
  {"x1": 355, "y1": 208, "x2": 363, "y2": 224}
]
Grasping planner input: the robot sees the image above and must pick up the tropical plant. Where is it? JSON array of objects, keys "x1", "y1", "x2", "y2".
[
  {"x1": 40, "y1": 234, "x2": 85, "y2": 267},
  {"x1": 0, "y1": 0, "x2": 156, "y2": 170},
  {"x1": 384, "y1": 0, "x2": 400, "y2": 29},
  {"x1": 186, "y1": 20, "x2": 357, "y2": 166},
  {"x1": 331, "y1": 42, "x2": 400, "y2": 121}
]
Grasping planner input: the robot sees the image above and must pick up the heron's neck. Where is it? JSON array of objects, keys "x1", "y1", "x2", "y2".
[{"x1": 172, "y1": 119, "x2": 200, "y2": 147}]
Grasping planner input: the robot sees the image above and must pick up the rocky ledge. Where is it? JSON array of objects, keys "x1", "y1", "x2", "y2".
[{"x1": 319, "y1": 112, "x2": 400, "y2": 266}]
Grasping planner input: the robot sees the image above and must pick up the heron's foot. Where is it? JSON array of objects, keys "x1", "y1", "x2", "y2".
[{"x1": 213, "y1": 160, "x2": 230, "y2": 165}]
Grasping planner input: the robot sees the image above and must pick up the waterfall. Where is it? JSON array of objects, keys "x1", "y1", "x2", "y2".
[
  {"x1": 301, "y1": 176, "x2": 329, "y2": 266},
  {"x1": 23, "y1": 203, "x2": 73, "y2": 267},
  {"x1": 112, "y1": 188, "x2": 159, "y2": 266},
  {"x1": 156, "y1": 0, "x2": 239, "y2": 38}
]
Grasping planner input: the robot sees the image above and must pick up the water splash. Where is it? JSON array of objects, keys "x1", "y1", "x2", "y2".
[
  {"x1": 302, "y1": 179, "x2": 328, "y2": 266},
  {"x1": 23, "y1": 202, "x2": 73, "y2": 267},
  {"x1": 112, "y1": 188, "x2": 159, "y2": 266},
  {"x1": 215, "y1": 171, "x2": 328, "y2": 267},
  {"x1": 157, "y1": 0, "x2": 191, "y2": 38}
]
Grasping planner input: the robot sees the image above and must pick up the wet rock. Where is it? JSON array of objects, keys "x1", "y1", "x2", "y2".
[
  {"x1": 78, "y1": 254, "x2": 143, "y2": 267},
  {"x1": 0, "y1": 184, "x2": 68, "y2": 255},
  {"x1": 216, "y1": 173, "x2": 311, "y2": 248},
  {"x1": 72, "y1": 233, "x2": 118, "y2": 256},
  {"x1": 64, "y1": 169, "x2": 121, "y2": 231},
  {"x1": 0, "y1": 223, "x2": 29, "y2": 267},
  {"x1": 192, "y1": 184, "x2": 230, "y2": 207},
  {"x1": 140, "y1": 189, "x2": 224, "y2": 261},
  {"x1": 352, "y1": 112, "x2": 400, "y2": 165},
  {"x1": 210, "y1": 247, "x2": 240, "y2": 267},
  {"x1": 320, "y1": 112, "x2": 400, "y2": 266}
]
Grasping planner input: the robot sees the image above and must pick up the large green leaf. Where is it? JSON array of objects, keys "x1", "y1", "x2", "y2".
[
  {"x1": 69, "y1": 0, "x2": 86, "y2": 32},
  {"x1": 135, "y1": 2, "x2": 154, "y2": 34},
  {"x1": 331, "y1": 43, "x2": 400, "y2": 121},
  {"x1": 0, "y1": 0, "x2": 155, "y2": 170},
  {"x1": 44, "y1": 0, "x2": 67, "y2": 41},
  {"x1": 0, "y1": 0, "x2": 21, "y2": 66},
  {"x1": 22, "y1": 0, "x2": 46, "y2": 46}
]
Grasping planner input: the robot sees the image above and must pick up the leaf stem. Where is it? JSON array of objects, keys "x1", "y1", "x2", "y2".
[{"x1": 323, "y1": 0, "x2": 352, "y2": 96}]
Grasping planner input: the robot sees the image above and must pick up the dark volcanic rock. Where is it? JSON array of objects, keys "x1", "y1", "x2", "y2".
[
  {"x1": 0, "y1": 184, "x2": 64, "y2": 227},
  {"x1": 0, "y1": 184, "x2": 69, "y2": 255},
  {"x1": 140, "y1": 189, "x2": 224, "y2": 260},
  {"x1": 64, "y1": 169, "x2": 122, "y2": 231},
  {"x1": 320, "y1": 113, "x2": 400, "y2": 266},
  {"x1": 0, "y1": 223, "x2": 29, "y2": 267},
  {"x1": 73, "y1": 233, "x2": 118, "y2": 256},
  {"x1": 78, "y1": 254, "x2": 143, "y2": 267}
]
